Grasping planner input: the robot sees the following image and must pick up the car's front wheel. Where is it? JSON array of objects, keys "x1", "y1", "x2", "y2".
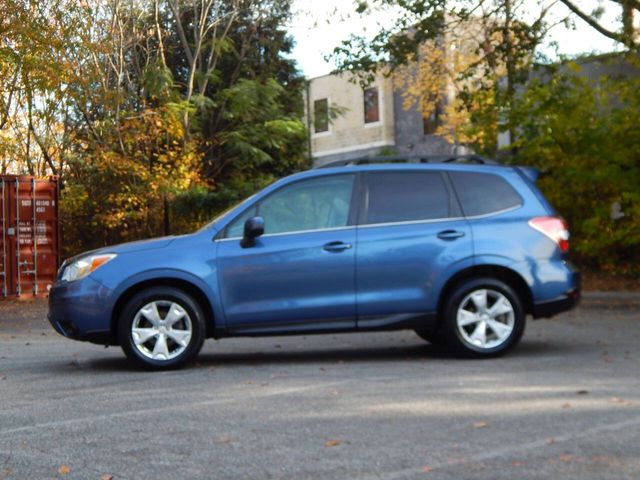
[
  {"x1": 442, "y1": 278, "x2": 525, "y2": 357},
  {"x1": 118, "y1": 287, "x2": 206, "y2": 369}
]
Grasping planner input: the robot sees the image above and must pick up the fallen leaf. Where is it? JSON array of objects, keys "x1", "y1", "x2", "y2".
[
  {"x1": 218, "y1": 435, "x2": 231, "y2": 444},
  {"x1": 545, "y1": 437, "x2": 555, "y2": 445},
  {"x1": 58, "y1": 465, "x2": 71, "y2": 475},
  {"x1": 325, "y1": 439, "x2": 341, "y2": 447},
  {"x1": 473, "y1": 421, "x2": 489, "y2": 429}
]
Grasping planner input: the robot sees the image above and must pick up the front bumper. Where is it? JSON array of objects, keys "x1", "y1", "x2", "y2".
[{"x1": 48, "y1": 276, "x2": 116, "y2": 345}]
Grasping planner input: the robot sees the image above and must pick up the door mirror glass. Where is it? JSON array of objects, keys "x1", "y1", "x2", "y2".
[{"x1": 241, "y1": 216, "x2": 264, "y2": 248}]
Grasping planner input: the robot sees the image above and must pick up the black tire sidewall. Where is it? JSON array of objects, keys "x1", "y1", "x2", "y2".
[
  {"x1": 443, "y1": 278, "x2": 525, "y2": 357},
  {"x1": 118, "y1": 287, "x2": 206, "y2": 369}
]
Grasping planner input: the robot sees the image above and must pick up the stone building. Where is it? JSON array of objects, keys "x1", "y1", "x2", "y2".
[{"x1": 304, "y1": 71, "x2": 455, "y2": 167}]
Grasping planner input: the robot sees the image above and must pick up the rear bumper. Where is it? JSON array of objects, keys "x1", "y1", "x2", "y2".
[
  {"x1": 48, "y1": 276, "x2": 116, "y2": 345},
  {"x1": 532, "y1": 264, "x2": 581, "y2": 318},
  {"x1": 532, "y1": 288, "x2": 580, "y2": 318}
]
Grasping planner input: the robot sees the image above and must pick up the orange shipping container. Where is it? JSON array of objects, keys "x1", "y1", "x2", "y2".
[{"x1": 1, "y1": 176, "x2": 60, "y2": 298}]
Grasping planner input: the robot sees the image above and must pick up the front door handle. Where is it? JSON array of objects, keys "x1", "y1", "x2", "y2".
[
  {"x1": 437, "y1": 230, "x2": 466, "y2": 241},
  {"x1": 323, "y1": 241, "x2": 352, "y2": 252}
]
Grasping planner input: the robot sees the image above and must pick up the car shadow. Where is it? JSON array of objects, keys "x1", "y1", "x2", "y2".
[{"x1": 79, "y1": 338, "x2": 585, "y2": 373}]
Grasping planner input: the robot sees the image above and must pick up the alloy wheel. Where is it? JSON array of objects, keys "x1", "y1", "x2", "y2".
[
  {"x1": 131, "y1": 301, "x2": 193, "y2": 361},
  {"x1": 456, "y1": 288, "x2": 515, "y2": 350}
]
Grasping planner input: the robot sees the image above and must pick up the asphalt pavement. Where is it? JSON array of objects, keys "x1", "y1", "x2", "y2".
[{"x1": 0, "y1": 296, "x2": 639, "y2": 480}]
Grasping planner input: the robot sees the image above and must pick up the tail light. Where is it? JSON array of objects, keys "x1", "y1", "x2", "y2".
[{"x1": 528, "y1": 216, "x2": 570, "y2": 252}]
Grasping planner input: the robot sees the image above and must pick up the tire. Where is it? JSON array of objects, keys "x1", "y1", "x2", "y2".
[
  {"x1": 118, "y1": 286, "x2": 206, "y2": 370},
  {"x1": 441, "y1": 278, "x2": 525, "y2": 358}
]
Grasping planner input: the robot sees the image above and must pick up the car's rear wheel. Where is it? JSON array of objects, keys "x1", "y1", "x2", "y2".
[
  {"x1": 118, "y1": 287, "x2": 205, "y2": 369},
  {"x1": 442, "y1": 278, "x2": 525, "y2": 357}
]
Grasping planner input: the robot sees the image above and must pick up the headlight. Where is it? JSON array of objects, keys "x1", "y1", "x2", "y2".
[{"x1": 61, "y1": 254, "x2": 117, "y2": 282}]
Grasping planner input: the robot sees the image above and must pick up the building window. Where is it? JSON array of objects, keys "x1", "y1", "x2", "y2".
[
  {"x1": 423, "y1": 103, "x2": 442, "y2": 135},
  {"x1": 314, "y1": 98, "x2": 329, "y2": 133},
  {"x1": 364, "y1": 87, "x2": 380, "y2": 124}
]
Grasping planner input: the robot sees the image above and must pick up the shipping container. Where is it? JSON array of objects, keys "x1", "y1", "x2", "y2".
[{"x1": 1, "y1": 176, "x2": 60, "y2": 298}]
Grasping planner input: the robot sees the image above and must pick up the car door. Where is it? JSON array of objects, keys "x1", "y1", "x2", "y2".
[
  {"x1": 355, "y1": 170, "x2": 473, "y2": 327},
  {"x1": 216, "y1": 173, "x2": 358, "y2": 333}
]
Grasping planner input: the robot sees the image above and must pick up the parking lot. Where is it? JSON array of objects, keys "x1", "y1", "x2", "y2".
[{"x1": 1, "y1": 296, "x2": 639, "y2": 480}]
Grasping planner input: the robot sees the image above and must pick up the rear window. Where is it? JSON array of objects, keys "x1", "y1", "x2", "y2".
[
  {"x1": 449, "y1": 171, "x2": 522, "y2": 216},
  {"x1": 364, "y1": 172, "x2": 450, "y2": 224}
]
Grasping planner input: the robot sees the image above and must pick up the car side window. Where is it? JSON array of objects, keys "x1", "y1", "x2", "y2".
[
  {"x1": 363, "y1": 171, "x2": 450, "y2": 224},
  {"x1": 224, "y1": 175, "x2": 355, "y2": 237},
  {"x1": 449, "y1": 171, "x2": 522, "y2": 216}
]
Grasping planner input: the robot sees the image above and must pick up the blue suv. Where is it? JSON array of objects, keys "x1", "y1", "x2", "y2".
[{"x1": 48, "y1": 158, "x2": 580, "y2": 369}]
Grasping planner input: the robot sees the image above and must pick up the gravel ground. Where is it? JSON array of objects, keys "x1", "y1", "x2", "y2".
[{"x1": 0, "y1": 297, "x2": 639, "y2": 480}]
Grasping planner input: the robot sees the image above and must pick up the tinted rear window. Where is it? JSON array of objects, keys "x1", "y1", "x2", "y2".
[
  {"x1": 449, "y1": 171, "x2": 522, "y2": 216},
  {"x1": 364, "y1": 172, "x2": 450, "y2": 224}
]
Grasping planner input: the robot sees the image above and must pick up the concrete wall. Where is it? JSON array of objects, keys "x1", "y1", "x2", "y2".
[
  {"x1": 392, "y1": 88, "x2": 454, "y2": 157},
  {"x1": 307, "y1": 73, "x2": 395, "y2": 166}
]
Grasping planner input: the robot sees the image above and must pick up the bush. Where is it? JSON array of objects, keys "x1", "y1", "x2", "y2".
[{"x1": 509, "y1": 60, "x2": 640, "y2": 274}]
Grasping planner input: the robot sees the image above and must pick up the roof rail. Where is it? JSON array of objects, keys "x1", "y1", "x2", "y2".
[{"x1": 316, "y1": 154, "x2": 498, "y2": 168}]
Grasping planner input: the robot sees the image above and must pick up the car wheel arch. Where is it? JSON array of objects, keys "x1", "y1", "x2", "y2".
[
  {"x1": 110, "y1": 278, "x2": 216, "y2": 344},
  {"x1": 437, "y1": 265, "x2": 533, "y2": 323}
]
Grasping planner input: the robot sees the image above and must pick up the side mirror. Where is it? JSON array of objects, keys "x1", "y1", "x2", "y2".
[{"x1": 240, "y1": 216, "x2": 264, "y2": 248}]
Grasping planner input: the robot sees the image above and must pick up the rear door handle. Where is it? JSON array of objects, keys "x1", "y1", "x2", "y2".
[
  {"x1": 323, "y1": 241, "x2": 352, "y2": 252},
  {"x1": 437, "y1": 230, "x2": 466, "y2": 241}
]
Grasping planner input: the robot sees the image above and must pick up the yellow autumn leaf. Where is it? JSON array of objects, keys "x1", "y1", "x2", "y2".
[{"x1": 58, "y1": 465, "x2": 71, "y2": 475}]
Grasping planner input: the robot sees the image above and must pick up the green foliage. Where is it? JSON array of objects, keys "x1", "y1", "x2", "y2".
[
  {"x1": 509, "y1": 60, "x2": 640, "y2": 273},
  {"x1": 60, "y1": 104, "x2": 202, "y2": 253},
  {"x1": 9, "y1": 0, "x2": 310, "y2": 255}
]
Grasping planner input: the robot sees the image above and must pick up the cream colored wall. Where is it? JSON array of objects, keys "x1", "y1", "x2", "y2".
[{"x1": 307, "y1": 73, "x2": 395, "y2": 158}]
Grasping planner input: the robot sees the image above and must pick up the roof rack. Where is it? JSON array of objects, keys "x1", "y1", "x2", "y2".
[{"x1": 316, "y1": 154, "x2": 498, "y2": 169}]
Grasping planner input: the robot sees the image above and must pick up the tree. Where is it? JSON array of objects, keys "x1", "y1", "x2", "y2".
[
  {"x1": 558, "y1": 0, "x2": 639, "y2": 50},
  {"x1": 2, "y1": 0, "x2": 309, "y2": 254},
  {"x1": 509, "y1": 58, "x2": 640, "y2": 272},
  {"x1": 331, "y1": 0, "x2": 559, "y2": 154},
  {"x1": 0, "y1": 0, "x2": 84, "y2": 175}
]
